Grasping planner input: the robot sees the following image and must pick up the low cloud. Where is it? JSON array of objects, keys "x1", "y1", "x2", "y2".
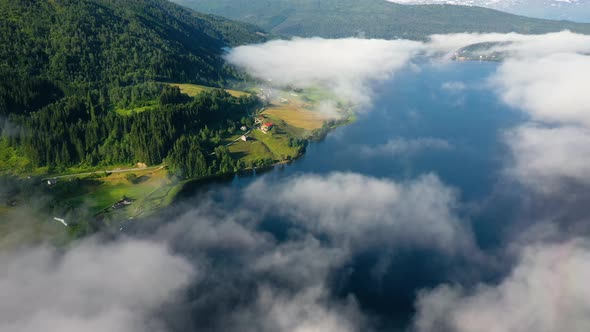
[
  {"x1": 427, "y1": 30, "x2": 590, "y2": 58},
  {"x1": 228, "y1": 286, "x2": 364, "y2": 332},
  {"x1": 505, "y1": 125, "x2": 590, "y2": 193},
  {"x1": 245, "y1": 172, "x2": 473, "y2": 254},
  {"x1": 414, "y1": 239, "x2": 590, "y2": 332},
  {"x1": 225, "y1": 37, "x2": 424, "y2": 106},
  {"x1": 225, "y1": 31, "x2": 590, "y2": 118},
  {"x1": 492, "y1": 53, "x2": 590, "y2": 126},
  {"x1": 0, "y1": 116, "x2": 20, "y2": 137},
  {"x1": 0, "y1": 238, "x2": 196, "y2": 332},
  {"x1": 481, "y1": 37, "x2": 590, "y2": 192},
  {"x1": 360, "y1": 137, "x2": 452, "y2": 157}
]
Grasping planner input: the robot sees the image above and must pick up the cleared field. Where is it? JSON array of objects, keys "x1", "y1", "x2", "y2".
[
  {"x1": 58, "y1": 167, "x2": 178, "y2": 217},
  {"x1": 250, "y1": 128, "x2": 300, "y2": 160},
  {"x1": 169, "y1": 83, "x2": 249, "y2": 98},
  {"x1": 115, "y1": 101, "x2": 158, "y2": 116},
  {"x1": 263, "y1": 105, "x2": 327, "y2": 130},
  {"x1": 228, "y1": 139, "x2": 275, "y2": 164}
]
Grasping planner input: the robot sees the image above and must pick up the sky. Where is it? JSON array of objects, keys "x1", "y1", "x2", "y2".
[{"x1": 3, "y1": 31, "x2": 590, "y2": 331}]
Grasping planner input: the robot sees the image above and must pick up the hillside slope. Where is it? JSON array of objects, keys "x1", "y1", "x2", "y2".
[
  {"x1": 0, "y1": 0, "x2": 266, "y2": 90},
  {"x1": 173, "y1": 0, "x2": 590, "y2": 39},
  {"x1": 385, "y1": 0, "x2": 590, "y2": 23},
  {"x1": 0, "y1": 0, "x2": 266, "y2": 173}
]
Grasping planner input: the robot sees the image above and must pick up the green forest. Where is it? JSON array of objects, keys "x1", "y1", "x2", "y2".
[{"x1": 0, "y1": 0, "x2": 268, "y2": 178}]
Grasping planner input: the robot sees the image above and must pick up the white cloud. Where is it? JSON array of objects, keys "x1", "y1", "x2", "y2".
[
  {"x1": 225, "y1": 37, "x2": 424, "y2": 106},
  {"x1": 245, "y1": 172, "x2": 473, "y2": 254},
  {"x1": 229, "y1": 286, "x2": 364, "y2": 332},
  {"x1": 505, "y1": 125, "x2": 590, "y2": 192},
  {"x1": 0, "y1": 238, "x2": 196, "y2": 332},
  {"x1": 473, "y1": 35, "x2": 590, "y2": 191},
  {"x1": 427, "y1": 31, "x2": 590, "y2": 58},
  {"x1": 414, "y1": 239, "x2": 590, "y2": 332},
  {"x1": 492, "y1": 53, "x2": 590, "y2": 126},
  {"x1": 225, "y1": 31, "x2": 590, "y2": 117},
  {"x1": 252, "y1": 236, "x2": 348, "y2": 288}
]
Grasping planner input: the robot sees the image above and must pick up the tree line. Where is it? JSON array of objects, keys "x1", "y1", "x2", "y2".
[{"x1": 3, "y1": 85, "x2": 259, "y2": 177}]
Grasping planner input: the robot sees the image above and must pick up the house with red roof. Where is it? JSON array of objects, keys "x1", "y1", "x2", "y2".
[{"x1": 261, "y1": 122, "x2": 274, "y2": 133}]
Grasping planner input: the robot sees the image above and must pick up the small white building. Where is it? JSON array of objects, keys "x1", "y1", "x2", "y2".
[
  {"x1": 240, "y1": 135, "x2": 248, "y2": 142},
  {"x1": 240, "y1": 126, "x2": 247, "y2": 131}
]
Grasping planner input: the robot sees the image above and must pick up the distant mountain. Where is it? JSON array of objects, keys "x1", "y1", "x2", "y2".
[
  {"x1": 387, "y1": 0, "x2": 590, "y2": 23},
  {"x1": 172, "y1": 0, "x2": 590, "y2": 40}
]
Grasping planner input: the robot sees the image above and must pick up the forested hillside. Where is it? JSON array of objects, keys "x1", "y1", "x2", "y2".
[
  {"x1": 174, "y1": 0, "x2": 590, "y2": 39},
  {"x1": 0, "y1": 0, "x2": 266, "y2": 175},
  {"x1": 0, "y1": 0, "x2": 265, "y2": 88}
]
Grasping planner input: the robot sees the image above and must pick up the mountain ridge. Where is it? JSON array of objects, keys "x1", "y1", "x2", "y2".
[
  {"x1": 386, "y1": 0, "x2": 590, "y2": 23},
  {"x1": 173, "y1": 0, "x2": 590, "y2": 40}
]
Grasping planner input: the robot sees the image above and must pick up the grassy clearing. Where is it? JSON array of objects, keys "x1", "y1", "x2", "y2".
[
  {"x1": 226, "y1": 124, "x2": 300, "y2": 165},
  {"x1": 169, "y1": 83, "x2": 249, "y2": 98},
  {"x1": 263, "y1": 105, "x2": 327, "y2": 130},
  {"x1": 56, "y1": 167, "x2": 179, "y2": 218},
  {"x1": 257, "y1": 87, "x2": 345, "y2": 135},
  {"x1": 220, "y1": 133, "x2": 244, "y2": 146},
  {"x1": 250, "y1": 128, "x2": 300, "y2": 160},
  {"x1": 228, "y1": 139, "x2": 275, "y2": 164},
  {"x1": 114, "y1": 100, "x2": 158, "y2": 116},
  {"x1": 0, "y1": 138, "x2": 34, "y2": 175}
]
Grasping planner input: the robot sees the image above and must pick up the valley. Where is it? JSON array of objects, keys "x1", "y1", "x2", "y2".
[{"x1": 0, "y1": 0, "x2": 587, "y2": 240}]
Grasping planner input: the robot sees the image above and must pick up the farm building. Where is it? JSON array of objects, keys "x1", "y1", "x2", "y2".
[
  {"x1": 261, "y1": 123, "x2": 274, "y2": 133},
  {"x1": 112, "y1": 197, "x2": 134, "y2": 210}
]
